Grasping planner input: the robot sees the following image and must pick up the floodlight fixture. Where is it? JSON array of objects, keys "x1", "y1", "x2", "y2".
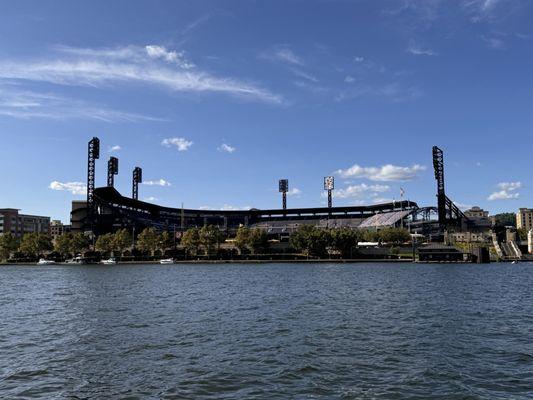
[
  {"x1": 279, "y1": 179, "x2": 288, "y2": 210},
  {"x1": 107, "y1": 156, "x2": 119, "y2": 187},
  {"x1": 324, "y1": 176, "x2": 334, "y2": 208}
]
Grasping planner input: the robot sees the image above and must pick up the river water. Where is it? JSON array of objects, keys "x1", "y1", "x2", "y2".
[{"x1": 1, "y1": 262, "x2": 532, "y2": 399}]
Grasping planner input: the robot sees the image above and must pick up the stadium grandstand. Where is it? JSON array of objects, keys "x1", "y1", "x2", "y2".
[{"x1": 71, "y1": 186, "x2": 419, "y2": 237}]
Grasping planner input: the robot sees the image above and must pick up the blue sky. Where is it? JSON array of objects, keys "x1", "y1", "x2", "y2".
[{"x1": 0, "y1": 0, "x2": 532, "y2": 222}]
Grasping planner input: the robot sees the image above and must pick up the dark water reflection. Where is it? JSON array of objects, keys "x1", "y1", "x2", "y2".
[{"x1": 1, "y1": 262, "x2": 533, "y2": 399}]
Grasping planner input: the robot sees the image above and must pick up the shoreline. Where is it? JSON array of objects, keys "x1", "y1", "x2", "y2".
[{"x1": 0, "y1": 258, "x2": 506, "y2": 266}]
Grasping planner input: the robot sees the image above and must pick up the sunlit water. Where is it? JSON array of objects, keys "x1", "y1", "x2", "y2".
[{"x1": 1, "y1": 262, "x2": 533, "y2": 399}]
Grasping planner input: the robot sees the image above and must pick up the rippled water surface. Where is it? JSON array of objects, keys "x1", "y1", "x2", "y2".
[{"x1": 1, "y1": 262, "x2": 533, "y2": 399}]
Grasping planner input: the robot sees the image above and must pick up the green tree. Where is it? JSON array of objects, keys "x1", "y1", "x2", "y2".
[
  {"x1": 159, "y1": 231, "x2": 174, "y2": 253},
  {"x1": 199, "y1": 225, "x2": 224, "y2": 256},
  {"x1": 20, "y1": 233, "x2": 52, "y2": 258},
  {"x1": 360, "y1": 229, "x2": 379, "y2": 242},
  {"x1": 290, "y1": 225, "x2": 330, "y2": 257},
  {"x1": 330, "y1": 227, "x2": 360, "y2": 258},
  {"x1": 113, "y1": 229, "x2": 132, "y2": 256},
  {"x1": 234, "y1": 226, "x2": 250, "y2": 254},
  {"x1": 95, "y1": 233, "x2": 115, "y2": 256},
  {"x1": 493, "y1": 213, "x2": 516, "y2": 228},
  {"x1": 517, "y1": 227, "x2": 528, "y2": 241},
  {"x1": 247, "y1": 228, "x2": 268, "y2": 254},
  {"x1": 181, "y1": 227, "x2": 201, "y2": 256},
  {"x1": 137, "y1": 227, "x2": 159, "y2": 256},
  {"x1": 0, "y1": 233, "x2": 19, "y2": 261},
  {"x1": 378, "y1": 228, "x2": 411, "y2": 244},
  {"x1": 54, "y1": 233, "x2": 72, "y2": 258},
  {"x1": 70, "y1": 232, "x2": 89, "y2": 255}
]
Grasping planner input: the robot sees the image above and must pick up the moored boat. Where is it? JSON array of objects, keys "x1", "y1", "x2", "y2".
[
  {"x1": 37, "y1": 258, "x2": 56, "y2": 265},
  {"x1": 101, "y1": 257, "x2": 117, "y2": 265},
  {"x1": 159, "y1": 258, "x2": 174, "y2": 264}
]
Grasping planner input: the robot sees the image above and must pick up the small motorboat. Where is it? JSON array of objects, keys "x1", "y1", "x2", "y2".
[
  {"x1": 101, "y1": 257, "x2": 117, "y2": 265},
  {"x1": 160, "y1": 258, "x2": 174, "y2": 265},
  {"x1": 37, "y1": 258, "x2": 56, "y2": 265},
  {"x1": 65, "y1": 256, "x2": 86, "y2": 265}
]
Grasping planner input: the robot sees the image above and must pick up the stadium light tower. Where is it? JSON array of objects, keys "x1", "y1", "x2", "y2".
[
  {"x1": 324, "y1": 176, "x2": 334, "y2": 208},
  {"x1": 132, "y1": 167, "x2": 142, "y2": 200},
  {"x1": 279, "y1": 179, "x2": 289, "y2": 210},
  {"x1": 87, "y1": 137, "x2": 100, "y2": 224},
  {"x1": 107, "y1": 156, "x2": 119, "y2": 187}
]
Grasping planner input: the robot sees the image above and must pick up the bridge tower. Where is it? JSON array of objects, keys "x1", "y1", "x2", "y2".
[{"x1": 432, "y1": 146, "x2": 469, "y2": 230}]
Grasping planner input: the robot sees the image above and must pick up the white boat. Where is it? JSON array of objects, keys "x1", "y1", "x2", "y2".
[
  {"x1": 101, "y1": 257, "x2": 117, "y2": 265},
  {"x1": 65, "y1": 256, "x2": 86, "y2": 264},
  {"x1": 37, "y1": 258, "x2": 56, "y2": 265},
  {"x1": 160, "y1": 258, "x2": 174, "y2": 264}
]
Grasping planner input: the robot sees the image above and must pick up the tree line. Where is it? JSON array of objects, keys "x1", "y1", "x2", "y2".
[
  {"x1": 0, "y1": 224, "x2": 411, "y2": 262},
  {"x1": 289, "y1": 225, "x2": 411, "y2": 258}
]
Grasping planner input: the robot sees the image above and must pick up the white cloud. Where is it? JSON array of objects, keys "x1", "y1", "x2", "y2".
[
  {"x1": 344, "y1": 75, "x2": 355, "y2": 83},
  {"x1": 259, "y1": 44, "x2": 305, "y2": 67},
  {"x1": 487, "y1": 181, "x2": 521, "y2": 201},
  {"x1": 497, "y1": 181, "x2": 522, "y2": 191},
  {"x1": 162, "y1": 137, "x2": 193, "y2": 151},
  {"x1": 406, "y1": 41, "x2": 437, "y2": 56},
  {"x1": 49, "y1": 181, "x2": 86, "y2": 195},
  {"x1": 142, "y1": 179, "x2": 171, "y2": 187},
  {"x1": 462, "y1": 0, "x2": 508, "y2": 21},
  {"x1": 218, "y1": 143, "x2": 236, "y2": 153},
  {"x1": 287, "y1": 188, "x2": 302, "y2": 197},
  {"x1": 143, "y1": 196, "x2": 159, "y2": 202},
  {"x1": 354, "y1": 56, "x2": 365, "y2": 63},
  {"x1": 200, "y1": 204, "x2": 251, "y2": 211},
  {"x1": 331, "y1": 183, "x2": 390, "y2": 199},
  {"x1": 482, "y1": 35, "x2": 506, "y2": 49},
  {"x1": 108, "y1": 145, "x2": 121, "y2": 153},
  {"x1": 271, "y1": 46, "x2": 303, "y2": 65},
  {"x1": 487, "y1": 190, "x2": 519, "y2": 201},
  {"x1": 0, "y1": 45, "x2": 282, "y2": 104},
  {"x1": 336, "y1": 164, "x2": 426, "y2": 181},
  {"x1": 145, "y1": 45, "x2": 195, "y2": 68},
  {"x1": 0, "y1": 86, "x2": 162, "y2": 122}
]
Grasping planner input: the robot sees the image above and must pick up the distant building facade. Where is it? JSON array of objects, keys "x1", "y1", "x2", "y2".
[
  {"x1": 0, "y1": 209, "x2": 50, "y2": 237},
  {"x1": 517, "y1": 208, "x2": 533, "y2": 231},
  {"x1": 464, "y1": 206, "x2": 489, "y2": 219},
  {"x1": 49, "y1": 220, "x2": 71, "y2": 241},
  {"x1": 464, "y1": 206, "x2": 491, "y2": 233}
]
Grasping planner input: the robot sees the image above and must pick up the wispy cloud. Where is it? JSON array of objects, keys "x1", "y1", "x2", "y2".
[
  {"x1": 331, "y1": 183, "x2": 390, "y2": 199},
  {"x1": 0, "y1": 44, "x2": 283, "y2": 104},
  {"x1": 143, "y1": 196, "x2": 159, "y2": 202},
  {"x1": 287, "y1": 188, "x2": 302, "y2": 197},
  {"x1": 218, "y1": 143, "x2": 236, "y2": 153},
  {"x1": 336, "y1": 163, "x2": 426, "y2": 181},
  {"x1": 0, "y1": 86, "x2": 162, "y2": 122},
  {"x1": 142, "y1": 179, "x2": 171, "y2": 187},
  {"x1": 487, "y1": 181, "x2": 521, "y2": 200},
  {"x1": 108, "y1": 145, "x2": 122, "y2": 153},
  {"x1": 406, "y1": 40, "x2": 437, "y2": 56},
  {"x1": 199, "y1": 204, "x2": 252, "y2": 211},
  {"x1": 481, "y1": 35, "x2": 506, "y2": 49},
  {"x1": 260, "y1": 45, "x2": 304, "y2": 66},
  {"x1": 335, "y1": 82, "x2": 422, "y2": 102},
  {"x1": 49, "y1": 181, "x2": 86, "y2": 195},
  {"x1": 162, "y1": 137, "x2": 193, "y2": 151}
]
